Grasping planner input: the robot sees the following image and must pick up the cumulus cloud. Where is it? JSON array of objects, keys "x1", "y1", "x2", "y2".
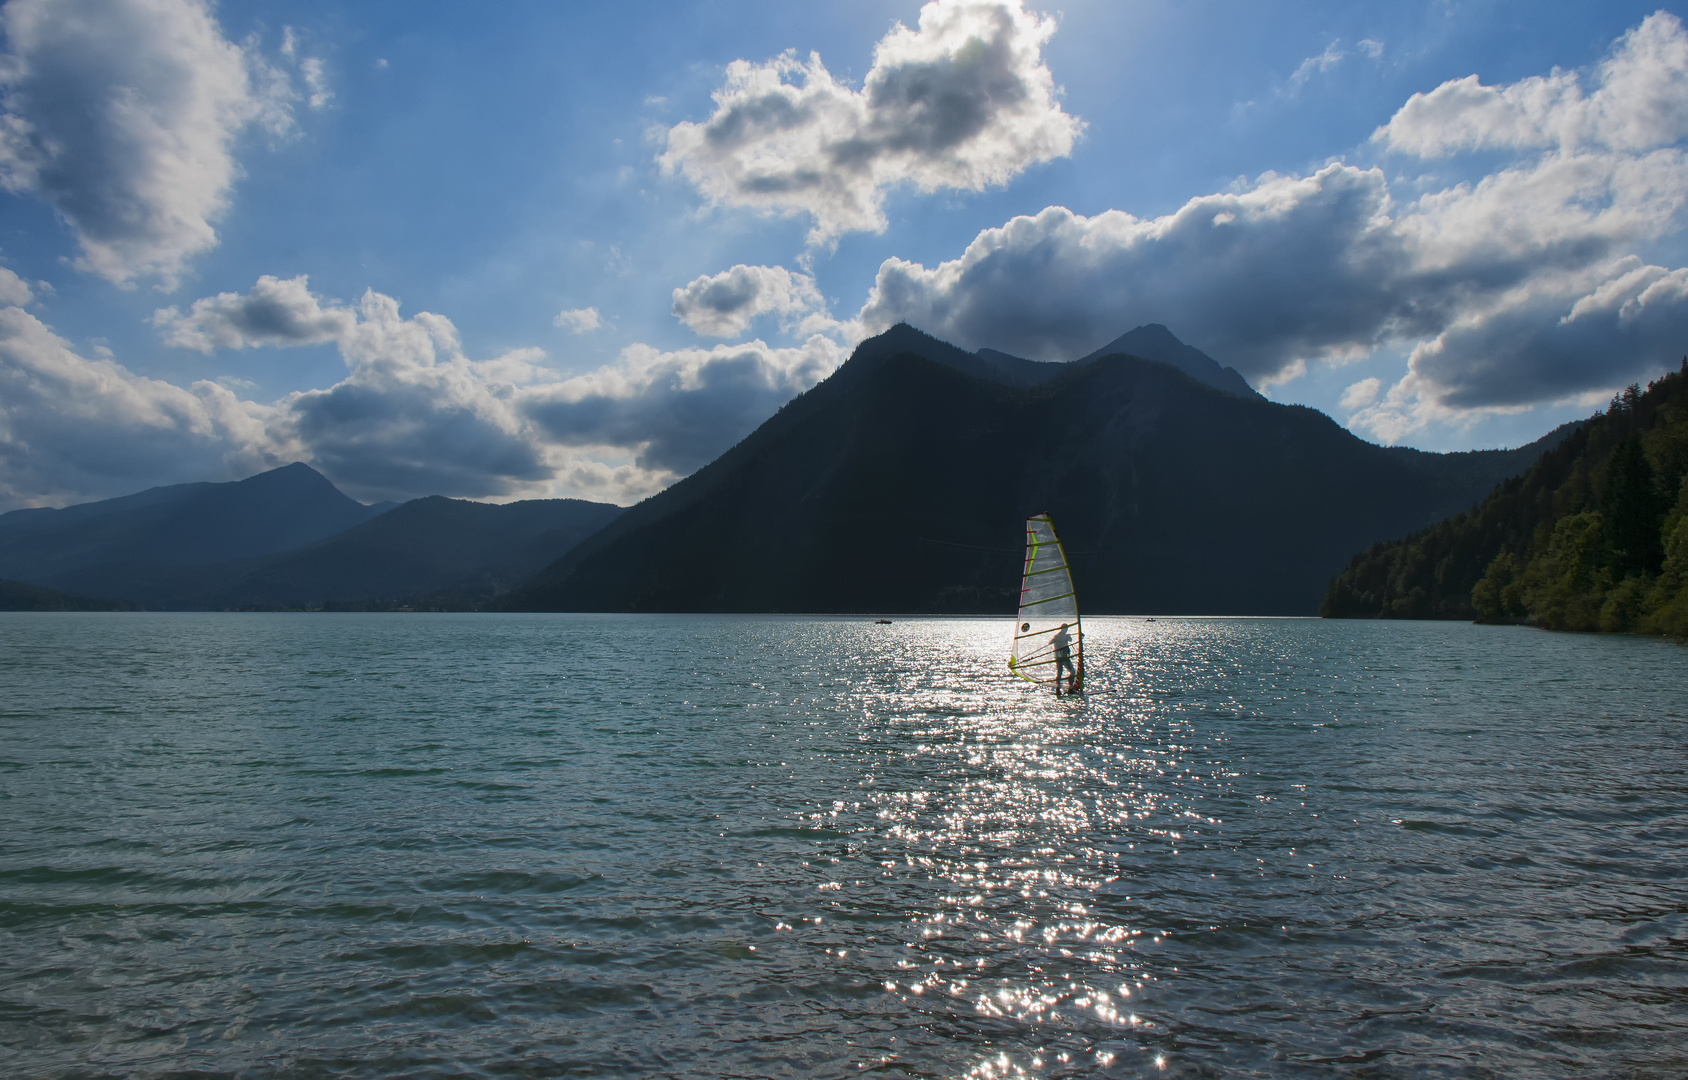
[
  {"x1": 269, "y1": 290, "x2": 562, "y2": 503},
  {"x1": 0, "y1": 295, "x2": 280, "y2": 509},
  {"x1": 523, "y1": 334, "x2": 846, "y2": 475},
  {"x1": 857, "y1": 165, "x2": 1412, "y2": 373},
  {"x1": 116, "y1": 277, "x2": 852, "y2": 505},
  {"x1": 1352, "y1": 257, "x2": 1688, "y2": 442},
  {"x1": 1340, "y1": 376, "x2": 1381, "y2": 411},
  {"x1": 855, "y1": 12, "x2": 1688, "y2": 440},
  {"x1": 1374, "y1": 12, "x2": 1688, "y2": 157},
  {"x1": 0, "y1": 0, "x2": 300, "y2": 287},
  {"x1": 671, "y1": 263, "x2": 827, "y2": 337},
  {"x1": 660, "y1": 0, "x2": 1081, "y2": 244},
  {"x1": 553, "y1": 306, "x2": 602, "y2": 333},
  {"x1": 152, "y1": 274, "x2": 356, "y2": 351},
  {"x1": 1465, "y1": 263, "x2": 1688, "y2": 397},
  {"x1": 0, "y1": 265, "x2": 33, "y2": 306},
  {"x1": 2, "y1": 280, "x2": 656, "y2": 509}
]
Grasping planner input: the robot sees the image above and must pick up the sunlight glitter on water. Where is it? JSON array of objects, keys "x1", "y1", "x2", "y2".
[{"x1": 828, "y1": 618, "x2": 1220, "y2": 1075}]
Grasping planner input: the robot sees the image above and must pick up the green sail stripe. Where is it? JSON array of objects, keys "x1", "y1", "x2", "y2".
[{"x1": 1021, "y1": 591, "x2": 1075, "y2": 607}]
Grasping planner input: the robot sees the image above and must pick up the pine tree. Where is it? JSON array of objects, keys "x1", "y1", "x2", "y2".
[{"x1": 1602, "y1": 434, "x2": 1663, "y2": 577}]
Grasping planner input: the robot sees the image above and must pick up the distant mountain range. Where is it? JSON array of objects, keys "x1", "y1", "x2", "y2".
[
  {"x1": 508, "y1": 324, "x2": 1572, "y2": 615},
  {"x1": 0, "y1": 463, "x2": 383, "y2": 584},
  {"x1": 0, "y1": 465, "x2": 620, "y2": 609},
  {"x1": 1, "y1": 323, "x2": 1581, "y2": 614}
]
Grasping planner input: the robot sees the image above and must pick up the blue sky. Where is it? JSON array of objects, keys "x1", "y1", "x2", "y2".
[{"x1": 3, "y1": 0, "x2": 1687, "y2": 508}]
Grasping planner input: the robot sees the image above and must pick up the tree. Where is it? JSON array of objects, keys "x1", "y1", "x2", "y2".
[
  {"x1": 1602, "y1": 434, "x2": 1663, "y2": 577},
  {"x1": 1471, "y1": 551, "x2": 1526, "y2": 623}
]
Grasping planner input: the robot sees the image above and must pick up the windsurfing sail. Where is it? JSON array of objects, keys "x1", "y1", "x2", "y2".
[{"x1": 1008, "y1": 513, "x2": 1083, "y2": 690}]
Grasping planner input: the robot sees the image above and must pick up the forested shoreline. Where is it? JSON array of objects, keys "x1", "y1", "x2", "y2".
[{"x1": 1322, "y1": 361, "x2": 1688, "y2": 636}]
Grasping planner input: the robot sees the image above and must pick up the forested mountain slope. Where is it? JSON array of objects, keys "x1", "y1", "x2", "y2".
[{"x1": 1322, "y1": 361, "x2": 1688, "y2": 635}]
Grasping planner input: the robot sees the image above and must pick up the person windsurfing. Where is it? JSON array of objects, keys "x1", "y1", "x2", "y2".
[{"x1": 1051, "y1": 623, "x2": 1076, "y2": 696}]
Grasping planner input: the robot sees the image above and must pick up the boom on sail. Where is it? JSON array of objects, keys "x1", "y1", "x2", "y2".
[{"x1": 1008, "y1": 513, "x2": 1083, "y2": 693}]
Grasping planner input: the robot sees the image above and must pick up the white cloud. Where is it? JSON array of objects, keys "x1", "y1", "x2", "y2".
[
  {"x1": 1374, "y1": 12, "x2": 1688, "y2": 157},
  {"x1": 0, "y1": 297, "x2": 281, "y2": 509},
  {"x1": 1358, "y1": 39, "x2": 1384, "y2": 60},
  {"x1": 671, "y1": 264, "x2": 827, "y2": 338},
  {"x1": 855, "y1": 13, "x2": 1688, "y2": 441},
  {"x1": 117, "y1": 277, "x2": 853, "y2": 505},
  {"x1": 152, "y1": 274, "x2": 356, "y2": 351},
  {"x1": 1340, "y1": 376, "x2": 1381, "y2": 410},
  {"x1": 857, "y1": 165, "x2": 1428, "y2": 374},
  {"x1": 0, "y1": 0, "x2": 303, "y2": 287},
  {"x1": 299, "y1": 57, "x2": 330, "y2": 110},
  {"x1": 280, "y1": 27, "x2": 331, "y2": 110},
  {"x1": 660, "y1": 0, "x2": 1081, "y2": 244},
  {"x1": 1289, "y1": 41, "x2": 1345, "y2": 89},
  {"x1": 0, "y1": 265, "x2": 33, "y2": 306},
  {"x1": 553, "y1": 306, "x2": 603, "y2": 333},
  {"x1": 268, "y1": 290, "x2": 561, "y2": 503},
  {"x1": 1351, "y1": 257, "x2": 1688, "y2": 441},
  {"x1": 522, "y1": 334, "x2": 847, "y2": 475},
  {"x1": 3, "y1": 279, "x2": 636, "y2": 507}
]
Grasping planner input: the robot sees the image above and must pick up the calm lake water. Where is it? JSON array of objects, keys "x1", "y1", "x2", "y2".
[{"x1": 1, "y1": 613, "x2": 1684, "y2": 1079}]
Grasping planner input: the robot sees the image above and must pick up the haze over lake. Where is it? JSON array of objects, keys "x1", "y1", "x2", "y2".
[{"x1": 3, "y1": 613, "x2": 1683, "y2": 1078}]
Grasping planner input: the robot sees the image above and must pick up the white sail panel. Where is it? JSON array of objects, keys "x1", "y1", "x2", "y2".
[{"x1": 1009, "y1": 513, "x2": 1082, "y2": 686}]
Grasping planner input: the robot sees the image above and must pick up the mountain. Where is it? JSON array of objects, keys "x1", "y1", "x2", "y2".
[
  {"x1": 968, "y1": 348, "x2": 1068, "y2": 388},
  {"x1": 200, "y1": 495, "x2": 625, "y2": 609},
  {"x1": 36, "y1": 495, "x2": 623, "y2": 610},
  {"x1": 1322, "y1": 363, "x2": 1688, "y2": 634},
  {"x1": 0, "y1": 463, "x2": 624, "y2": 609},
  {"x1": 0, "y1": 463, "x2": 384, "y2": 594},
  {"x1": 1079, "y1": 323, "x2": 1263, "y2": 400},
  {"x1": 953, "y1": 325, "x2": 1263, "y2": 398},
  {"x1": 507, "y1": 324, "x2": 1572, "y2": 615}
]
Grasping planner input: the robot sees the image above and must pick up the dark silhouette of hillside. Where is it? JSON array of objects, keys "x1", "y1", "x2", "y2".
[
  {"x1": 203, "y1": 495, "x2": 624, "y2": 609},
  {"x1": 508, "y1": 324, "x2": 1572, "y2": 615},
  {"x1": 0, "y1": 578, "x2": 137, "y2": 611}
]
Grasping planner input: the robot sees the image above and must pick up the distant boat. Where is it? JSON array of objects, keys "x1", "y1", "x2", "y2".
[
  {"x1": 874, "y1": 618, "x2": 892, "y2": 624},
  {"x1": 1008, "y1": 513, "x2": 1084, "y2": 694}
]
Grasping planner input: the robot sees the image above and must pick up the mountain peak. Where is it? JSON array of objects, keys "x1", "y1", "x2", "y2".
[{"x1": 1080, "y1": 325, "x2": 1263, "y2": 400}]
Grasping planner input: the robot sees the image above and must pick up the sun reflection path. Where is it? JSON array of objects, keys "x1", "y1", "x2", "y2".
[{"x1": 788, "y1": 617, "x2": 1243, "y2": 1076}]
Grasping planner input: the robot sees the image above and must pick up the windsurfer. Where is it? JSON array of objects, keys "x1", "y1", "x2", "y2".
[{"x1": 1051, "y1": 623, "x2": 1075, "y2": 695}]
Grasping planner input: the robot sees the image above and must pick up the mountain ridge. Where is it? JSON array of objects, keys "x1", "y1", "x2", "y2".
[
  {"x1": 0, "y1": 462, "x2": 384, "y2": 590},
  {"x1": 508, "y1": 323, "x2": 1573, "y2": 615},
  {"x1": 1078, "y1": 323, "x2": 1262, "y2": 400},
  {"x1": 0, "y1": 464, "x2": 623, "y2": 609}
]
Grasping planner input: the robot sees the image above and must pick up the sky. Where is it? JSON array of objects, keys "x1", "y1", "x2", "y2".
[{"x1": 4, "y1": 0, "x2": 1688, "y2": 510}]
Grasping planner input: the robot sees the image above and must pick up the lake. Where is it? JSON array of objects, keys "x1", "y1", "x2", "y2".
[{"x1": 1, "y1": 613, "x2": 1684, "y2": 1078}]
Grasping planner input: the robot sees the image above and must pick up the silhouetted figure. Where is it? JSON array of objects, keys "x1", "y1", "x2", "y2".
[{"x1": 1051, "y1": 623, "x2": 1075, "y2": 695}]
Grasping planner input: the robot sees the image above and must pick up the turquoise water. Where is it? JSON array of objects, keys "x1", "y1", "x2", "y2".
[{"x1": 1, "y1": 613, "x2": 1684, "y2": 1078}]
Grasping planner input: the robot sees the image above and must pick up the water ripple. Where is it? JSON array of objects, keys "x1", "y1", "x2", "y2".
[{"x1": 0, "y1": 613, "x2": 1684, "y2": 1078}]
